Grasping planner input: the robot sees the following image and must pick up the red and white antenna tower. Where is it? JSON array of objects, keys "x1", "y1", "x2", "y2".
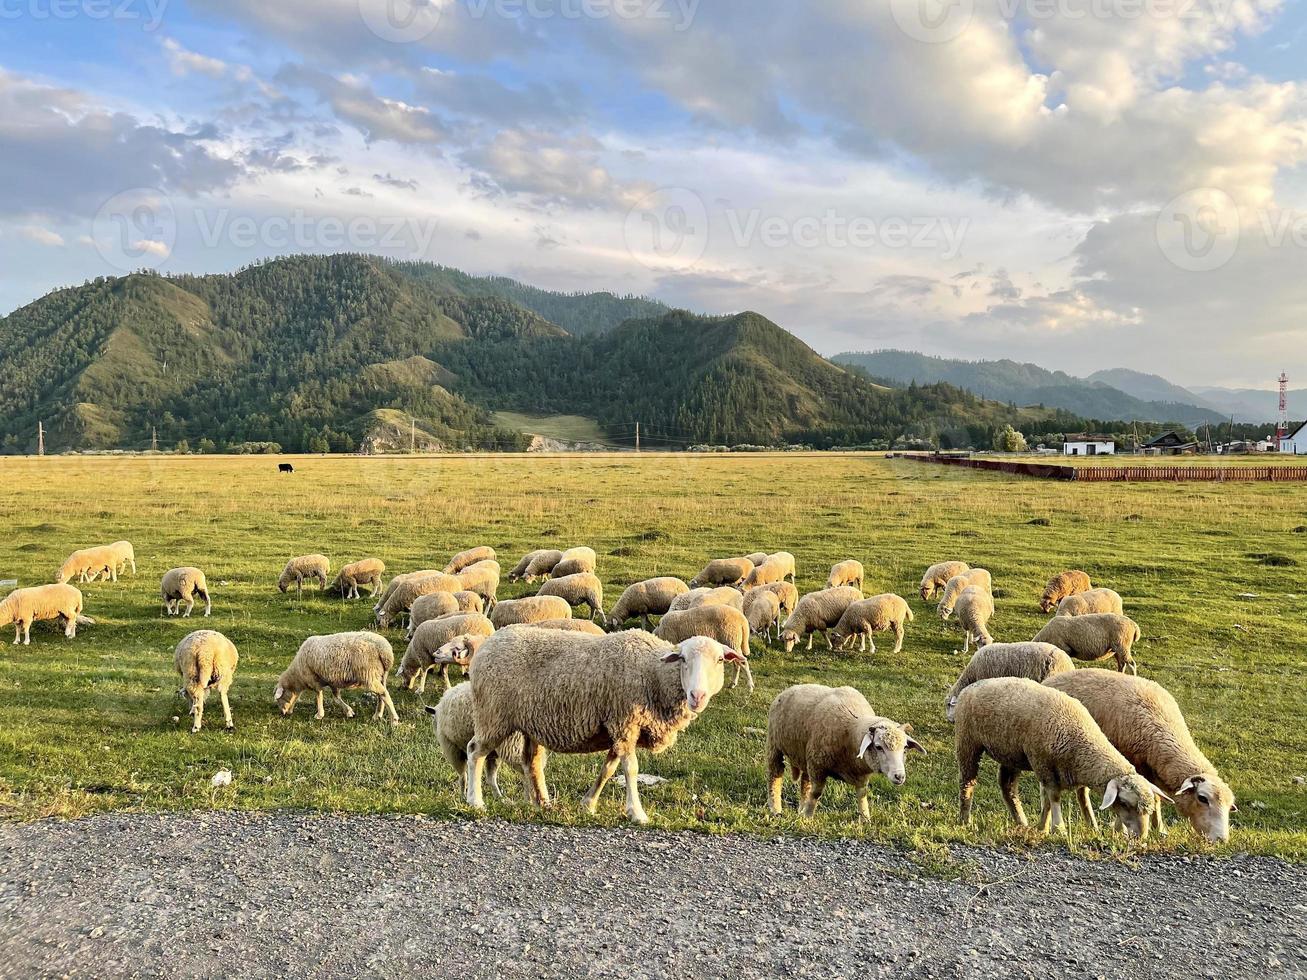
[{"x1": 1276, "y1": 372, "x2": 1288, "y2": 449}]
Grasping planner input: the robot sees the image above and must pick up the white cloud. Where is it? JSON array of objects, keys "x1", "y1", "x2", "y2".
[{"x1": 16, "y1": 225, "x2": 65, "y2": 247}]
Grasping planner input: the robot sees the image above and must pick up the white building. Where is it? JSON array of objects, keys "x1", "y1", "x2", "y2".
[
  {"x1": 1281, "y1": 422, "x2": 1307, "y2": 455},
  {"x1": 1063, "y1": 434, "x2": 1115, "y2": 456}
]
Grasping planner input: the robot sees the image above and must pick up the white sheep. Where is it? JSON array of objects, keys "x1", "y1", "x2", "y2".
[
  {"x1": 174, "y1": 629, "x2": 238, "y2": 733},
  {"x1": 688, "y1": 557, "x2": 754, "y2": 589},
  {"x1": 522, "y1": 549, "x2": 565, "y2": 583},
  {"x1": 779, "y1": 586, "x2": 862, "y2": 652},
  {"x1": 537, "y1": 572, "x2": 604, "y2": 622},
  {"x1": 1032, "y1": 613, "x2": 1141, "y2": 674},
  {"x1": 754, "y1": 581, "x2": 799, "y2": 616},
  {"x1": 424, "y1": 683, "x2": 530, "y2": 801},
  {"x1": 951, "y1": 585, "x2": 995, "y2": 654},
  {"x1": 668, "y1": 586, "x2": 744, "y2": 613},
  {"x1": 108, "y1": 540, "x2": 136, "y2": 576},
  {"x1": 278, "y1": 554, "x2": 330, "y2": 596},
  {"x1": 331, "y1": 558, "x2": 386, "y2": 599},
  {"x1": 455, "y1": 559, "x2": 500, "y2": 608},
  {"x1": 526, "y1": 618, "x2": 606, "y2": 635},
  {"x1": 161, "y1": 567, "x2": 211, "y2": 618},
  {"x1": 742, "y1": 552, "x2": 796, "y2": 589},
  {"x1": 826, "y1": 559, "x2": 864, "y2": 592},
  {"x1": 54, "y1": 546, "x2": 118, "y2": 584},
  {"x1": 0, "y1": 583, "x2": 83, "y2": 645},
  {"x1": 398, "y1": 612, "x2": 496, "y2": 692},
  {"x1": 407, "y1": 591, "x2": 463, "y2": 637},
  {"x1": 607, "y1": 577, "x2": 691, "y2": 630},
  {"x1": 444, "y1": 546, "x2": 496, "y2": 575},
  {"x1": 944, "y1": 642, "x2": 1074, "y2": 722},
  {"x1": 552, "y1": 546, "x2": 597, "y2": 579},
  {"x1": 827, "y1": 593, "x2": 913, "y2": 654},
  {"x1": 920, "y1": 561, "x2": 969, "y2": 601},
  {"x1": 464, "y1": 628, "x2": 747, "y2": 823},
  {"x1": 744, "y1": 552, "x2": 769, "y2": 565},
  {"x1": 1040, "y1": 570, "x2": 1093, "y2": 613},
  {"x1": 372, "y1": 569, "x2": 443, "y2": 616},
  {"x1": 743, "y1": 588, "x2": 782, "y2": 642},
  {"x1": 507, "y1": 549, "x2": 551, "y2": 582},
  {"x1": 936, "y1": 568, "x2": 993, "y2": 619},
  {"x1": 375, "y1": 571, "x2": 462, "y2": 629},
  {"x1": 653, "y1": 605, "x2": 755, "y2": 691},
  {"x1": 1056, "y1": 588, "x2": 1123, "y2": 617},
  {"x1": 274, "y1": 631, "x2": 399, "y2": 724},
  {"x1": 489, "y1": 595, "x2": 573, "y2": 628},
  {"x1": 766, "y1": 684, "x2": 923, "y2": 819}
]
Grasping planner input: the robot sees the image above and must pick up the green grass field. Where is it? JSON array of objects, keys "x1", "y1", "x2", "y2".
[{"x1": 1, "y1": 453, "x2": 1304, "y2": 860}]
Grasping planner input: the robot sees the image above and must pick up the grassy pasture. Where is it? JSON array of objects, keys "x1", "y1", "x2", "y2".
[{"x1": 0, "y1": 453, "x2": 1304, "y2": 859}]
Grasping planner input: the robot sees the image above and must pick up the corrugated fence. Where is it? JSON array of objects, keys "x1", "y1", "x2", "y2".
[{"x1": 897, "y1": 454, "x2": 1307, "y2": 482}]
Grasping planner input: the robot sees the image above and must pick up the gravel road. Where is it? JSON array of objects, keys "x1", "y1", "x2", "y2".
[{"x1": 1, "y1": 812, "x2": 1304, "y2": 978}]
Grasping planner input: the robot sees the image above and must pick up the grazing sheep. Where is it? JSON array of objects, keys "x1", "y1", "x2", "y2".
[
  {"x1": 330, "y1": 558, "x2": 386, "y2": 600},
  {"x1": 507, "y1": 550, "x2": 551, "y2": 582},
  {"x1": 161, "y1": 567, "x2": 211, "y2": 618},
  {"x1": 937, "y1": 569, "x2": 993, "y2": 619},
  {"x1": 375, "y1": 571, "x2": 462, "y2": 629},
  {"x1": 424, "y1": 684, "x2": 529, "y2": 801},
  {"x1": 490, "y1": 595, "x2": 572, "y2": 628},
  {"x1": 0, "y1": 583, "x2": 83, "y2": 645},
  {"x1": 274, "y1": 631, "x2": 398, "y2": 724},
  {"x1": 952, "y1": 585, "x2": 995, "y2": 655},
  {"x1": 766, "y1": 684, "x2": 924, "y2": 819},
  {"x1": 399, "y1": 612, "x2": 496, "y2": 692},
  {"x1": 1057, "y1": 588, "x2": 1124, "y2": 618},
  {"x1": 372, "y1": 569, "x2": 441, "y2": 615},
  {"x1": 522, "y1": 550, "x2": 565, "y2": 583},
  {"x1": 407, "y1": 591, "x2": 462, "y2": 637},
  {"x1": 607, "y1": 577, "x2": 691, "y2": 630},
  {"x1": 277, "y1": 554, "x2": 330, "y2": 596},
  {"x1": 1040, "y1": 570, "x2": 1093, "y2": 613},
  {"x1": 465, "y1": 629, "x2": 747, "y2": 823},
  {"x1": 945, "y1": 642, "x2": 1074, "y2": 722},
  {"x1": 744, "y1": 552, "x2": 769, "y2": 565},
  {"x1": 174, "y1": 629, "x2": 238, "y2": 733},
  {"x1": 1033, "y1": 613, "x2": 1141, "y2": 674},
  {"x1": 108, "y1": 540, "x2": 136, "y2": 576},
  {"x1": 920, "y1": 561, "x2": 970, "y2": 601},
  {"x1": 527, "y1": 618, "x2": 606, "y2": 635},
  {"x1": 742, "y1": 552, "x2": 796, "y2": 589},
  {"x1": 689, "y1": 557, "x2": 754, "y2": 589},
  {"x1": 1045, "y1": 672, "x2": 1236, "y2": 842},
  {"x1": 552, "y1": 546, "x2": 597, "y2": 579},
  {"x1": 538, "y1": 572, "x2": 604, "y2": 622},
  {"x1": 743, "y1": 588, "x2": 783, "y2": 642},
  {"x1": 828, "y1": 593, "x2": 913, "y2": 654},
  {"x1": 54, "y1": 546, "x2": 118, "y2": 584},
  {"x1": 779, "y1": 586, "x2": 863, "y2": 652},
  {"x1": 654, "y1": 605, "x2": 755, "y2": 691},
  {"x1": 444, "y1": 546, "x2": 496, "y2": 575},
  {"x1": 455, "y1": 559, "x2": 500, "y2": 609},
  {"x1": 954, "y1": 677, "x2": 1168, "y2": 837},
  {"x1": 826, "y1": 559, "x2": 864, "y2": 592},
  {"x1": 755, "y1": 581, "x2": 799, "y2": 616},
  {"x1": 668, "y1": 586, "x2": 744, "y2": 613}
]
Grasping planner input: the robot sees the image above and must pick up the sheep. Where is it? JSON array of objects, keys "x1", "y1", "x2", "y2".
[
  {"x1": 507, "y1": 549, "x2": 552, "y2": 582},
  {"x1": 741, "y1": 551, "x2": 796, "y2": 590},
  {"x1": 423, "y1": 683, "x2": 530, "y2": 801},
  {"x1": 490, "y1": 595, "x2": 572, "y2": 628},
  {"x1": 407, "y1": 591, "x2": 462, "y2": 637},
  {"x1": 522, "y1": 549, "x2": 564, "y2": 583},
  {"x1": 779, "y1": 586, "x2": 863, "y2": 652},
  {"x1": 0, "y1": 583, "x2": 83, "y2": 645},
  {"x1": 398, "y1": 612, "x2": 496, "y2": 692},
  {"x1": 161, "y1": 567, "x2": 211, "y2": 618},
  {"x1": 552, "y1": 546, "x2": 597, "y2": 579},
  {"x1": 920, "y1": 561, "x2": 970, "y2": 601},
  {"x1": 277, "y1": 554, "x2": 330, "y2": 596},
  {"x1": 173, "y1": 629, "x2": 238, "y2": 733},
  {"x1": 936, "y1": 569, "x2": 993, "y2": 619},
  {"x1": 1057, "y1": 588, "x2": 1124, "y2": 618},
  {"x1": 607, "y1": 577, "x2": 691, "y2": 630},
  {"x1": 827, "y1": 593, "x2": 913, "y2": 655},
  {"x1": 755, "y1": 581, "x2": 799, "y2": 616},
  {"x1": 527, "y1": 618, "x2": 606, "y2": 635},
  {"x1": 375, "y1": 571, "x2": 462, "y2": 629},
  {"x1": 1045, "y1": 671, "x2": 1236, "y2": 842},
  {"x1": 455, "y1": 559, "x2": 500, "y2": 608},
  {"x1": 744, "y1": 552, "x2": 769, "y2": 565},
  {"x1": 54, "y1": 545, "x2": 119, "y2": 584},
  {"x1": 668, "y1": 586, "x2": 744, "y2": 613},
  {"x1": 951, "y1": 585, "x2": 995, "y2": 655},
  {"x1": 766, "y1": 684, "x2": 924, "y2": 819},
  {"x1": 654, "y1": 605, "x2": 755, "y2": 691},
  {"x1": 826, "y1": 559, "x2": 864, "y2": 592},
  {"x1": 954, "y1": 677, "x2": 1170, "y2": 837},
  {"x1": 1033, "y1": 613, "x2": 1141, "y2": 674},
  {"x1": 1040, "y1": 570, "x2": 1093, "y2": 613},
  {"x1": 330, "y1": 558, "x2": 386, "y2": 600},
  {"x1": 108, "y1": 540, "x2": 136, "y2": 576},
  {"x1": 743, "y1": 588, "x2": 782, "y2": 642},
  {"x1": 538, "y1": 572, "x2": 604, "y2": 623},
  {"x1": 688, "y1": 557, "x2": 754, "y2": 589},
  {"x1": 274, "y1": 630, "x2": 399, "y2": 724},
  {"x1": 944, "y1": 642, "x2": 1074, "y2": 722},
  {"x1": 444, "y1": 546, "x2": 496, "y2": 575},
  {"x1": 464, "y1": 628, "x2": 748, "y2": 823}
]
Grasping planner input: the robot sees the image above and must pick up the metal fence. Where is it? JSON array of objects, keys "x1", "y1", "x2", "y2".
[{"x1": 897, "y1": 454, "x2": 1307, "y2": 482}]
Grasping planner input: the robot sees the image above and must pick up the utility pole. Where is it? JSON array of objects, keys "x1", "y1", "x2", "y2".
[
  {"x1": 410, "y1": 417, "x2": 416, "y2": 453},
  {"x1": 151, "y1": 426, "x2": 158, "y2": 452},
  {"x1": 635, "y1": 421, "x2": 640, "y2": 453},
  {"x1": 37, "y1": 421, "x2": 44, "y2": 456}
]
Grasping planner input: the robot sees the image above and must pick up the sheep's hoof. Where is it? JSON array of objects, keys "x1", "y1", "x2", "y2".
[
  {"x1": 225, "y1": 724, "x2": 235, "y2": 732},
  {"x1": 626, "y1": 808, "x2": 650, "y2": 825}
]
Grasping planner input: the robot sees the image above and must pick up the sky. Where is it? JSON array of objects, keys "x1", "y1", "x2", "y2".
[{"x1": 2, "y1": 0, "x2": 1307, "y2": 387}]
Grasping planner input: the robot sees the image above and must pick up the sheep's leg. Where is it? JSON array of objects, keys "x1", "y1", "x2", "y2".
[
  {"x1": 1075, "y1": 786, "x2": 1099, "y2": 832},
  {"x1": 1152, "y1": 795, "x2": 1168, "y2": 837},
  {"x1": 218, "y1": 683, "x2": 234, "y2": 731},
  {"x1": 330, "y1": 689, "x2": 355, "y2": 718},
  {"x1": 12, "y1": 623, "x2": 19, "y2": 644},
  {"x1": 190, "y1": 688, "x2": 207, "y2": 734},
  {"x1": 824, "y1": 630, "x2": 833, "y2": 649},
  {"x1": 805, "y1": 632, "x2": 813, "y2": 651},
  {"x1": 314, "y1": 690, "x2": 326, "y2": 719},
  {"x1": 766, "y1": 748, "x2": 785, "y2": 815},
  {"x1": 1037, "y1": 783, "x2": 1061, "y2": 834},
  {"x1": 998, "y1": 765, "x2": 1026, "y2": 826},
  {"x1": 485, "y1": 753, "x2": 505, "y2": 801},
  {"x1": 855, "y1": 781, "x2": 872, "y2": 822},
  {"x1": 440, "y1": 664, "x2": 452, "y2": 690},
  {"x1": 64, "y1": 615, "x2": 77, "y2": 639},
  {"x1": 581, "y1": 748, "x2": 624, "y2": 816},
  {"x1": 465, "y1": 735, "x2": 505, "y2": 809},
  {"x1": 21, "y1": 621, "x2": 31, "y2": 646},
  {"x1": 369, "y1": 681, "x2": 398, "y2": 724},
  {"x1": 867, "y1": 633, "x2": 876, "y2": 655},
  {"x1": 800, "y1": 774, "x2": 827, "y2": 818},
  {"x1": 621, "y1": 750, "x2": 649, "y2": 825},
  {"x1": 523, "y1": 740, "x2": 550, "y2": 806},
  {"x1": 957, "y1": 744, "x2": 982, "y2": 825},
  {"x1": 892, "y1": 622, "x2": 903, "y2": 654},
  {"x1": 202, "y1": 592, "x2": 211, "y2": 617},
  {"x1": 182, "y1": 596, "x2": 194, "y2": 618}
]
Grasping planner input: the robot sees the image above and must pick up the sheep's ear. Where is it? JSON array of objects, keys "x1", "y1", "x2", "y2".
[
  {"x1": 1229, "y1": 802, "x2": 1239, "y2": 813},
  {"x1": 722, "y1": 647, "x2": 745, "y2": 663},
  {"x1": 857, "y1": 731, "x2": 875, "y2": 759},
  {"x1": 273, "y1": 685, "x2": 284, "y2": 701},
  {"x1": 1099, "y1": 779, "x2": 1120, "y2": 810},
  {"x1": 660, "y1": 650, "x2": 685, "y2": 663},
  {"x1": 1146, "y1": 780, "x2": 1174, "y2": 803},
  {"x1": 902, "y1": 722, "x2": 915, "y2": 735},
  {"x1": 423, "y1": 705, "x2": 438, "y2": 715},
  {"x1": 905, "y1": 735, "x2": 926, "y2": 755},
  {"x1": 1176, "y1": 776, "x2": 1201, "y2": 796}
]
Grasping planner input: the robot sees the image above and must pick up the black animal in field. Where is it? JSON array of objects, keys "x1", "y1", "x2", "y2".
[{"x1": 278, "y1": 462, "x2": 294, "y2": 474}]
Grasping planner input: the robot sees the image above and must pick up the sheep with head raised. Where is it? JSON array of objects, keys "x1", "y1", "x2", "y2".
[
  {"x1": 407, "y1": 590, "x2": 484, "y2": 638},
  {"x1": 1033, "y1": 613, "x2": 1141, "y2": 674},
  {"x1": 424, "y1": 683, "x2": 530, "y2": 801},
  {"x1": 0, "y1": 583, "x2": 83, "y2": 645},
  {"x1": 444, "y1": 546, "x2": 496, "y2": 575},
  {"x1": 174, "y1": 629, "x2": 238, "y2": 733},
  {"x1": 606, "y1": 577, "x2": 690, "y2": 631},
  {"x1": 55, "y1": 546, "x2": 118, "y2": 584},
  {"x1": 742, "y1": 552, "x2": 796, "y2": 590},
  {"x1": 1040, "y1": 570, "x2": 1092, "y2": 613},
  {"x1": 399, "y1": 612, "x2": 496, "y2": 692},
  {"x1": 668, "y1": 586, "x2": 744, "y2": 613},
  {"x1": 944, "y1": 641, "x2": 1073, "y2": 721},
  {"x1": 743, "y1": 588, "x2": 782, "y2": 642},
  {"x1": 755, "y1": 581, "x2": 799, "y2": 616},
  {"x1": 920, "y1": 561, "x2": 969, "y2": 601},
  {"x1": 1045, "y1": 671, "x2": 1236, "y2": 842},
  {"x1": 490, "y1": 595, "x2": 572, "y2": 628},
  {"x1": 689, "y1": 557, "x2": 754, "y2": 589},
  {"x1": 766, "y1": 684, "x2": 923, "y2": 819},
  {"x1": 277, "y1": 554, "x2": 330, "y2": 597},
  {"x1": 654, "y1": 605, "x2": 754, "y2": 691},
  {"x1": 375, "y1": 571, "x2": 462, "y2": 629},
  {"x1": 937, "y1": 568, "x2": 993, "y2": 619},
  {"x1": 826, "y1": 559, "x2": 864, "y2": 592},
  {"x1": 538, "y1": 572, "x2": 604, "y2": 623},
  {"x1": 954, "y1": 677, "x2": 1170, "y2": 837},
  {"x1": 464, "y1": 628, "x2": 747, "y2": 823},
  {"x1": 108, "y1": 540, "x2": 136, "y2": 576},
  {"x1": 1056, "y1": 588, "x2": 1123, "y2": 617},
  {"x1": 522, "y1": 549, "x2": 564, "y2": 583},
  {"x1": 828, "y1": 593, "x2": 913, "y2": 655},
  {"x1": 779, "y1": 586, "x2": 863, "y2": 652},
  {"x1": 455, "y1": 559, "x2": 500, "y2": 609},
  {"x1": 330, "y1": 558, "x2": 386, "y2": 599},
  {"x1": 951, "y1": 585, "x2": 995, "y2": 655},
  {"x1": 274, "y1": 630, "x2": 398, "y2": 724},
  {"x1": 552, "y1": 546, "x2": 597, "y2": 579},
  {"x1": 161, "y1": 567, "x2": 211, "y2": 618}
]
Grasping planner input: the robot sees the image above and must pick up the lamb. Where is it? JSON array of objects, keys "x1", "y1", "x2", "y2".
[
  {"x1": 1040, "y1": 570, "x2": 1093, "y2": 612},
  {"x1": 0, "y1": 583, "x2": 83, "y2": 645},
  {"x1": 490, "y1": 595, "x2": 573, "y2": 628},
  {"x1": 937, "y1": 569, "x2": 993, "y2": 618},
  {"x1": 688, "y1": 557, "x2": 754, "y2": 589},
  {"x1": 552, "y1": 546, "x2": 597, "y2": 579},
  {"x1": 607, "y1": 577, "x2": 691, "y2": 630},
  {"x1": 538, "y1": 572, "x2": 604, "y2": 622},
  {"x1": 444, "y1": 546, "x2": 496, "y2": 575},
  {"x1": 161, "y1": 567, "x2": 211, "y2": 618},
  {"x1": 742, "y1": 552, "x2": 796, "y2": 589},
  {"x1": 424, "y1": 683, "x2": 530, "y2": 801},
  {"x1": 375, "y1": 571, "x2": 462, "y2": 629},
  {"x1": 668, "y1": 586, "x2": 744, "y2": 613},
  {"x1": 954, "y1": 677, "x2": 1169, "y2": 837},
  {"x1": 1032, "y1": 613, "x2": 1141, "y2": 674},
  {"x1": 920, "y1": 561, "x2": 969, "y2": 601},
  {"x1": 455, "y1": 559, "x2": 500, "y2": 608},
  {"x1": 398, "y1": 612, "x2": 496, "y2": 692},
  {"x1": 54, "y1": 545, "x2": 119, "y2": 584},
  {"x1": 1045, "y1": 671, "x2": 1236, "y2": 842},
  {"x1": 743, "y1": 588, "x2": 782, "y2": 642},
  {"x1": 108, "y1": 540, "x2": 136, "y2": 576},
  {"x1": 766, "y1": 684, "x2": 923, "y2": 819},
  {"x1": 654, "y1": 605, "x2": 755, "y2": 690},
  {"x1": 464, "y1": 628, "x2": 748, "y2": 823},
  {"x1": 944, "y1": 642, "x2": 1074, "y2": 721},
  {"x1": 827, "y1": 593, "x2": 913, "y2": 654},
  {"x1": 826, "y1": 559, "x2": 864, "y2": 592},
  {"x1": 330, "y1": 558, "x2": 386, "y2": 599},
  {"x1": 277, "y1": 554, "x2": 330, "y2": 596},
  {"x1": 173, "y1": 629, "x2": 238, "y2": 733},
  {"x1": 951, "y1": 585, "x2": 995, "y2": 655},
  {"x1": 274, "y1": 630, "x2": 399, "y2": 724},
  {"x1": 1056, "y1": 588, "x2": 1123, "y2": 617},
  {"x1": 522, "y1": 549, "x2": 564, "y2": 583},
  {"x1": 507, "y1": 549, "x2": 555, "y2": 582},
  {"x1": 779, "y1": 586, "x2": 863, "y2": 652},
  {"x1": 755, "y1": 581, "x2": 799, "y2": 616}
]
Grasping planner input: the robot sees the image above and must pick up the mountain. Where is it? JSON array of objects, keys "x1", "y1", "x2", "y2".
[
  {"x1": 1085, "y1": 368, "x2": 1211, "y2": 409},
  {"x1": 833, "y1": 350, "x2": 1226, "y2": 427},
  {"x1": 1187, "y1": 386, "x2": 1307, "y2": 425}
]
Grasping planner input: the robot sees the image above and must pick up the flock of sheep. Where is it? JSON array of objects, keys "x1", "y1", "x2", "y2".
[{"x1": 0, "y1": 542, "x2": 1235, "y2": 843}]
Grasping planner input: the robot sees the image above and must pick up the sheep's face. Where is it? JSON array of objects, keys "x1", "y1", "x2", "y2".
[
  {"x1": 54, "y1": 568, "x2": 69, "y2": 584},
  {"x1": 919, "y1": 584, "x2": 932, "y2": 601},
  {"x1": 274, "y1": 681, "x2": 299, "y2": 715},
  {"x1": 780, "y1": 629, "x2": 800, "y2": 653},
  {"x1": 937, "y1": 598, "x2": 956, "y2": 619},
  {"x1": 1039, "y1": 590, "x2": 1058, "y2": 613},
  {"x1": 945, "y1": 694, "x2": 960, "y2": 723},
  {"x1": 661, "y1": 636, "x2": 740, "y2": 713},
  {"x1": 1174, "y1": 774, "x2": 1235, "y2": 843},
  {"x1": 1100, "y1": 775, "x2": 1167, "y2": 839},
  {"x1": 858, "y1": 723, "x2": 925, "y2": 786}
]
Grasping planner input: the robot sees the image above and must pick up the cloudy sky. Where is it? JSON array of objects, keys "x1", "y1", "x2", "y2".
[{"x1": 2, "y1": 0, "x2": 1306, "y2": 386}]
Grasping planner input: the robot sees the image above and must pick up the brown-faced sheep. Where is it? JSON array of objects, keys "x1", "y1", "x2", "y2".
[
  {"x1": 1032, "y1": 613, "x2": 1141, "y2": 674},
  {"x1": 538, "y1": 572, "x2": 604, "y2": 622},
  {"x1": 779, "y1": 586, "x2": 863, "y2": 652},
  {"x1": 330, "y1": 558, "x2": 386, "y2": 600},
  {"x1": 828, "y1": 593, "x2": 913, "y2": 654},
  {"x1": 937, "y1": 569, "x2": 993, "y2": 618},
  {"x1": 275, "y1": 631, "x2": 398, "y2": 724},
  {"x1": 945, "y1": 642, "x2": 1074, "y2": 721},
  {"x1": 607, "y1": 577, "x2": 691, "y2": 630},
  {"x1": 174, "y1": 629, "x2": 238, "y2": 733},
  {"x1": 278, "y1": 554, "x2": 330, "y2": 596},
  {"x1": 490, "y1": 595, "x2": 573, "y2": 628},
  {"x1": 654, "y1": 605, "x2": 754, "y2": 690},
  {"x1": 1040, "y1": 570, "x2": 1092, "y2": 613},
  {"x1": 161, "y1": 567, "x2": 211, "y2": 618},
  {"x1": 826, "y1": 559, "x2": 864, "y2": 592},
  {"x1": 920, "y1": 561, "x2": 969, "y2": 601},
  {"x1": 444, "y1": 546, "x2": 496, "y2": 575},
  {"x1": 0, "y1": 583, "x2": 83, "y2": 645},
  {"x1": 399, "y1": 612, "x2": 496, "y2": 692},
  {"x1": 689, "y1": 557, "x2": 754, "y2": 589},
  {"x1": 1056, "y1": 588, "x2": 1123, "y2": 617}
]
